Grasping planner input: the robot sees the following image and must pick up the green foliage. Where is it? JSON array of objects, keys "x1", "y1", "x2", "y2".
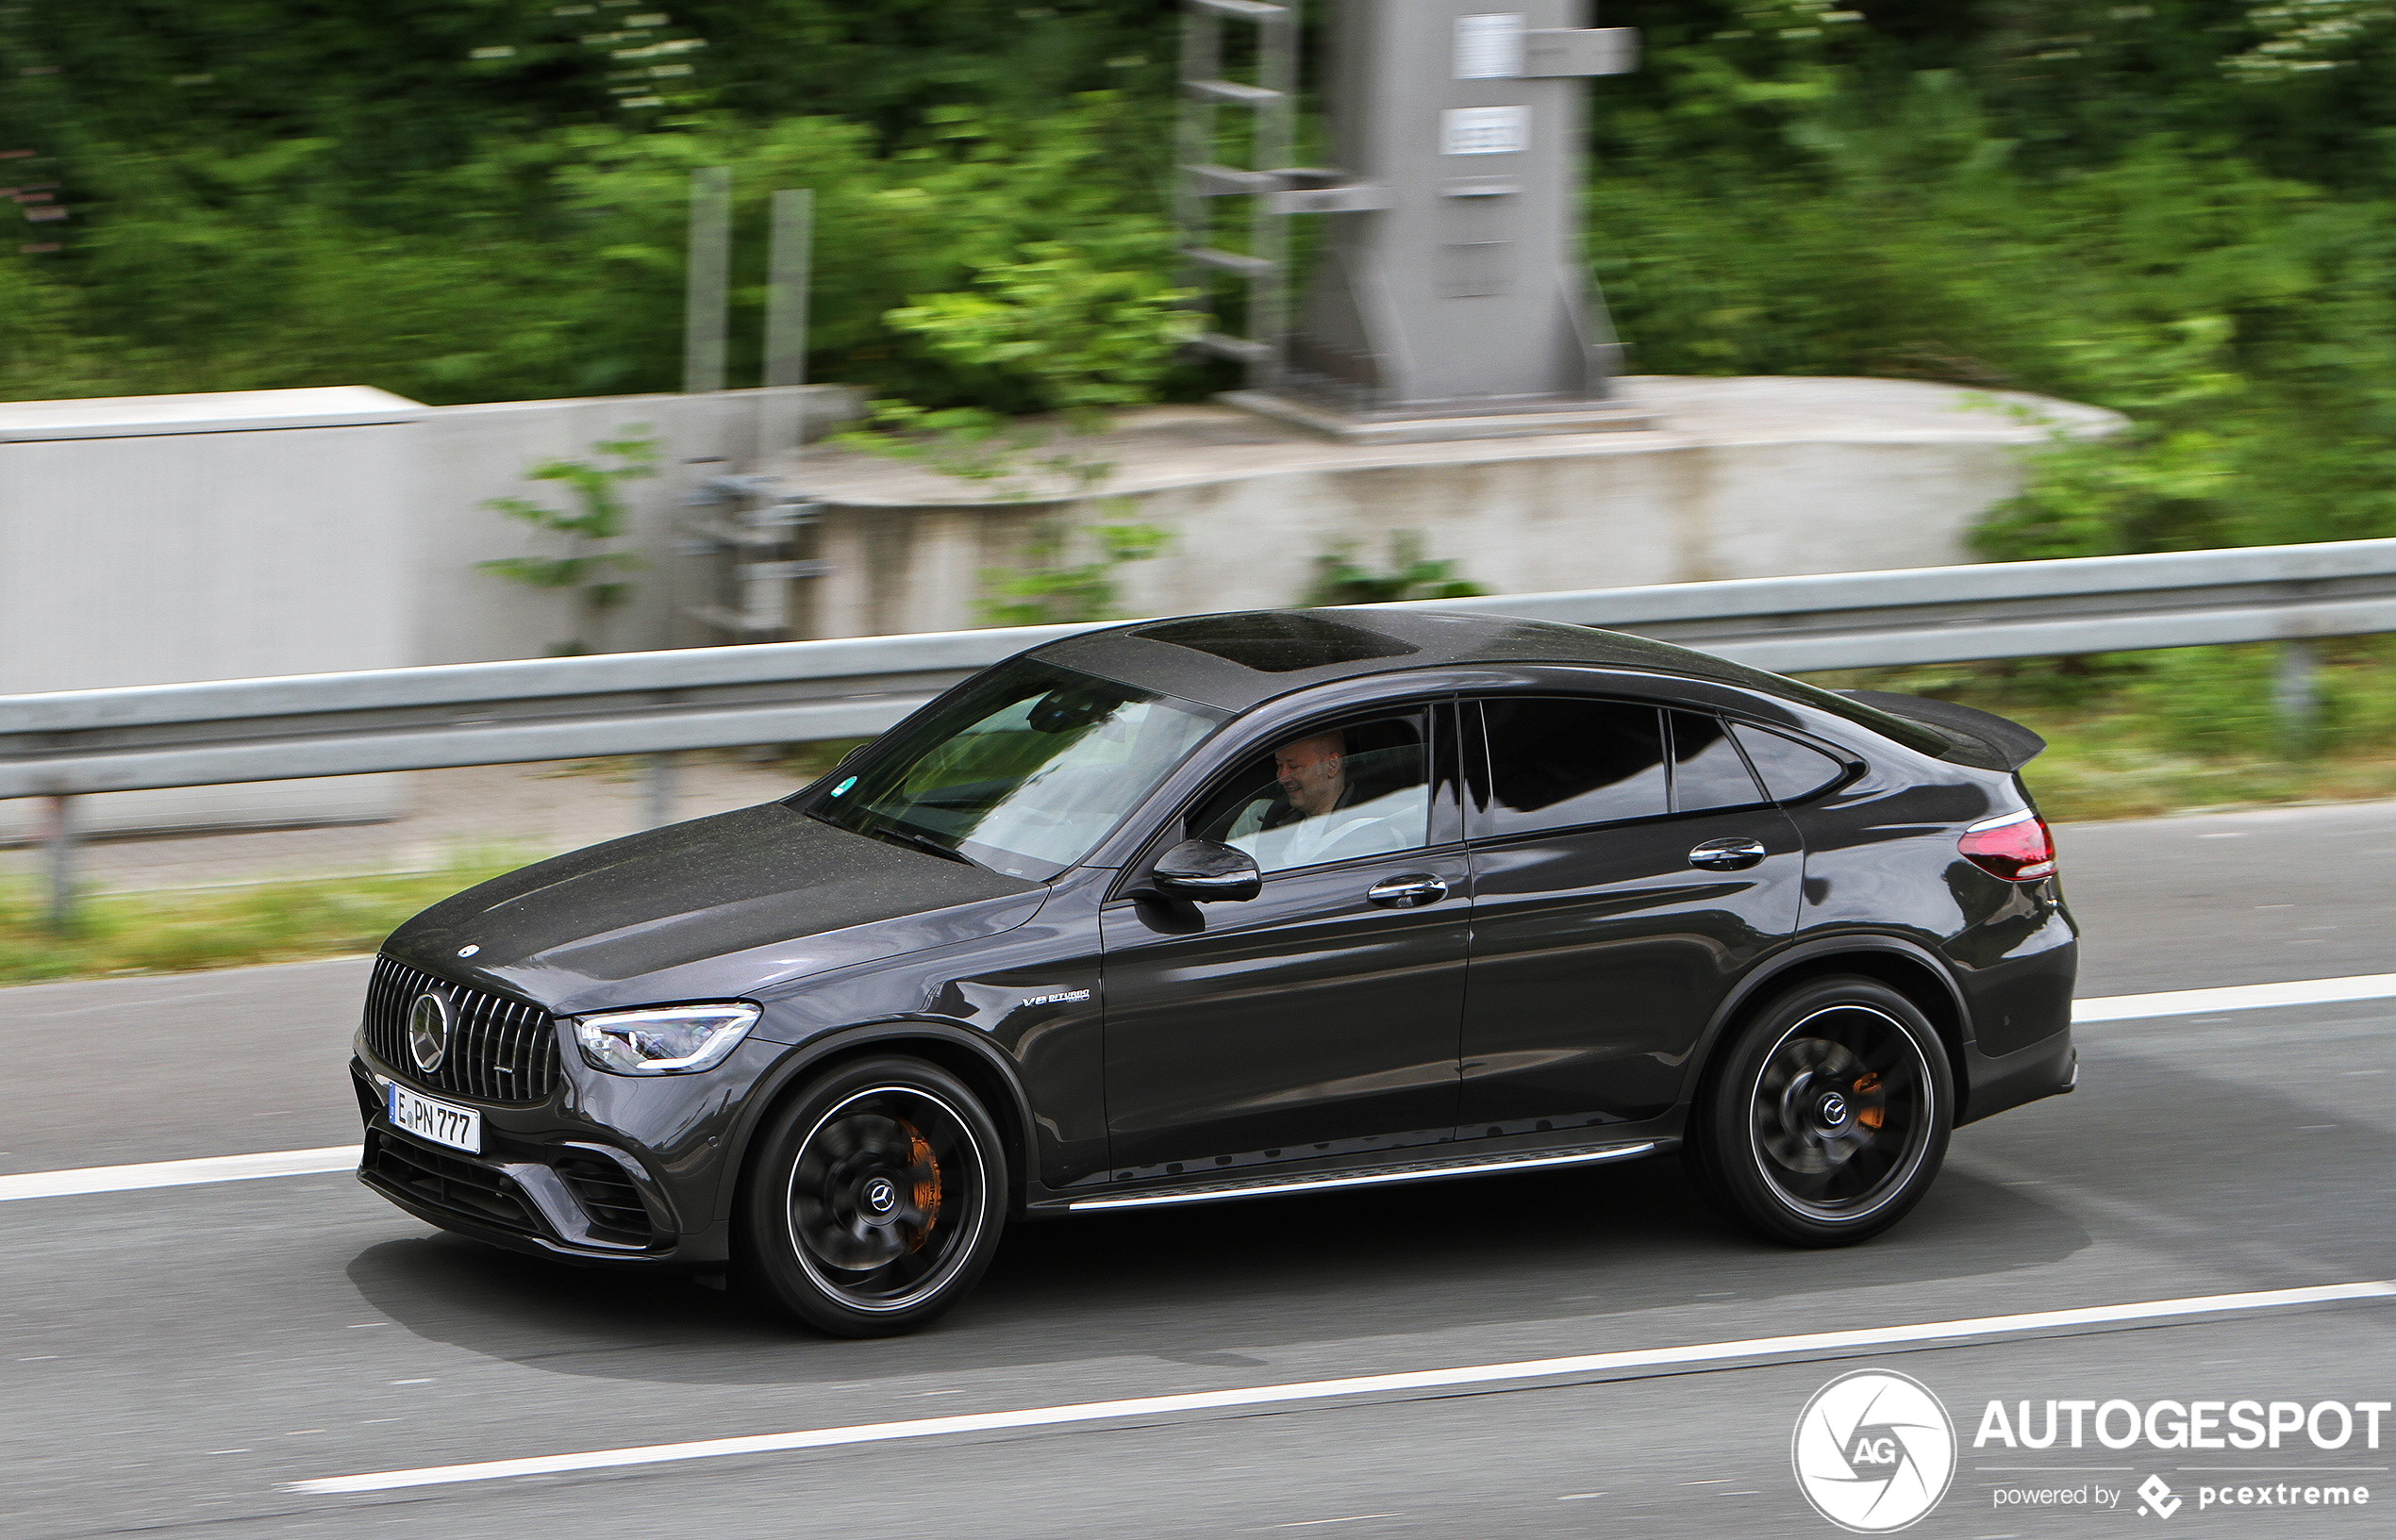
[
  {"x1": 977, "y1": 517, "x2": 1168, "y2": 627},
  {"x1": 0, "y1": 72, "x2": 1185, "y2": 406},
  {"x1": 885, "y1": 241, "x2": 1193, "y2": 418},
  {"x1": 1584, "y1": 45, "x2": 2396, "y2": 561},
  {"x1": 14, "y1": 0, "x2": 2396, "y2": 577},
  {"x1": 1306, "y1": 535, "x2": 1487, "y2": 605},
  {"x1": 479, "y1": 431, "x2": 657, "y2": 654},
  {"x1": 837, "y1": 400, "x2": 1120, "y2": 499}
]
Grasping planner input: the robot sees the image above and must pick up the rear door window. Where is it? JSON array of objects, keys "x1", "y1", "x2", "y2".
[
  {"x1": 1668, "y1": 710, "x2": 1768, "y2": 813},
  {"x1": 1478, "y1": 698, "x2": 1668, "y2": 836},
  {"x1": 1729, "y1": 722, "x2": 1850, "y2": 803}
]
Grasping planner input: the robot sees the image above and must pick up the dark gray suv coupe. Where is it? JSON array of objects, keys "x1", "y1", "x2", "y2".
[{"x1": 352, "y1": 609, "x2": 2077, "y2": 1335}]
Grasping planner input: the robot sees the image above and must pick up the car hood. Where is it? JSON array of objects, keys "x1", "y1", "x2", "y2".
[{"x1": 382, "y1": 802, "x2": 1045, "y2": 1016}]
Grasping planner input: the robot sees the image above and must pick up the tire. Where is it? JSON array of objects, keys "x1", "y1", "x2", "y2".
[
  {"x1": 1686, "y1": 976, "x2": 1953, "y2": 1248},
  {"x1": 738, "y1": 1056, "x2": 1007, "y2": 1336}
]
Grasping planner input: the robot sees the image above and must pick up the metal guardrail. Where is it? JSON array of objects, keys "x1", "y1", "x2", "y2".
[{"x1": 8, "y1": 537, "x2": 2396, "y2": 803}]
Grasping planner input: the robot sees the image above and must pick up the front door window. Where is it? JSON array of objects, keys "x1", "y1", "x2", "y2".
[{"x1": 1189, "y1": 712, "x2": 1433, "y2": 872}]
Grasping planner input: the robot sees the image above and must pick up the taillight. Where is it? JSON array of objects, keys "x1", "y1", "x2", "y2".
[{"x1": 1959, "y1": 808, "x2": 2055, "y2": 882}]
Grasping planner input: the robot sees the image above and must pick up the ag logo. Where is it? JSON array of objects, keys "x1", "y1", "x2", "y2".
[{"x1": 1791, "y1": 1369, "x2": 1956, "y2": 1532}]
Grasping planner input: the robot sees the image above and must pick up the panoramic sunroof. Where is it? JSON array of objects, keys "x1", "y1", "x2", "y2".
[{"x1": 1134, "y1": 613, "x2": 1420, "y2": 672}]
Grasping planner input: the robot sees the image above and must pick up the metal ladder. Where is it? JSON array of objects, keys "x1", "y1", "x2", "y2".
[
  {"x1": 1175, "y1": 0, "x2": 1300, "y2": 389},
  {"x1": 679, "y1": 475, "x2": 826, "y2": 642}
]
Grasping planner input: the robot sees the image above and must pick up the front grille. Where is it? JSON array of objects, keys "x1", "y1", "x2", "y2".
[
  {"x1": 365, "y1": 955, "x2": 561, "y2": 1104},
  {"x1": 364, "y1": 1130, "x2": 537, "y2": 1234},
  {"x1": 555, "y1": 1155, "x2": 657, "y2": 1245}
]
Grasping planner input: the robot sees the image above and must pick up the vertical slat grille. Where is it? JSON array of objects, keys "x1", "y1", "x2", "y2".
[{"x1": 363, "y1": 955, "x2": 560, "y2": 1104}]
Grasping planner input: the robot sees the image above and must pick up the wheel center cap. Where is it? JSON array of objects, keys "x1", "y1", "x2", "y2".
[
  {"x1": 861, "y1": 1176, "x2": 898, "y2": 1216},
  {"x1": 1817, "y1": 1092, "x2": 1850, "y2": 1129}
]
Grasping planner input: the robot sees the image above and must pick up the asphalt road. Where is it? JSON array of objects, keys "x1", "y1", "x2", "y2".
[{"x1": 5, "y1": 800, "x2": 2394, "y2": 1539}]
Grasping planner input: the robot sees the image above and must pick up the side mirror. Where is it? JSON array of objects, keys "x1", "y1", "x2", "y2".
[{"x1": 1148, "y1": 838, "x2": 1261, "y2": 902}]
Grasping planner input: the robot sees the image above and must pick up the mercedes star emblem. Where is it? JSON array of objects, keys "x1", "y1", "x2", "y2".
[{"x1": 408, "y1": 990, "x2": 452, "y2": 1074}]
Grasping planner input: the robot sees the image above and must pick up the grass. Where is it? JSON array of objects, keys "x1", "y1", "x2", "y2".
[
  {"x1": 3, "y1": 662, "x2": 2389, "y2": 986},
  {"x1": 0, "y1": 853, "x2": 526, "y2": 987}
]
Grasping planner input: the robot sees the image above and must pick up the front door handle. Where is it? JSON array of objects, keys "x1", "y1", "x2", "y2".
[
  {"x1": 1367, "y1": 873, "x2": 1449, "y2": 908},
  {"x1": 1689, "y1": 837, "x2": 1769, "y2": 871}
]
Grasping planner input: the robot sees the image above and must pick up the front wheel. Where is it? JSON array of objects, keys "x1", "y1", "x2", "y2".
[
  {"x1": 1687, "y1": 977, "x2": 1953, "y2": 1247},
  {"x1": 738, "y1": 1056, "x2": 1007, "y2": 1336}
]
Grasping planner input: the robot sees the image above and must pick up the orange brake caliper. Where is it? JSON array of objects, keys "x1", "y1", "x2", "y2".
[
  {"x1": 902, "y1": 1122, "x2": 943, "y2": 1252},
  {"x1": 1852, "y1": 1071, "x2": 1886, "y2": 1131}
]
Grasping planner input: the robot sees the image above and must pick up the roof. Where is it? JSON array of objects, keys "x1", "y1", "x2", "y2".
[
  {"x1": 1029, "y1": 607, "x2": 1968, "y2": 762},
  {"x1": 1028, "y1": 607, "x2": 1797, "y2": 714}
]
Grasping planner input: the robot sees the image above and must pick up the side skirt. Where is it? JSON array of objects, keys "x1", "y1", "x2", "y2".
[{"x1": 1056, "y1": 1138, "x2": 1667, "y2": 1215}]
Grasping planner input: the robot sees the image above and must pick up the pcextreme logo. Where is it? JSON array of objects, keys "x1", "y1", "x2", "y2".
[{"x1": 1791, "y1": 1369, "x2": 1958, "y2": 1533}]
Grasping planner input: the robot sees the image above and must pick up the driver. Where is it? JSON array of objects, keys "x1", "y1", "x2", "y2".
[{"x1": 1227, "y1": 729, "x2": 1402, "y2": 869}]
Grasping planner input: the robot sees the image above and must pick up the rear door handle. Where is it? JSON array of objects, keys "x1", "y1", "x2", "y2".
[
  {"x1": 1367, "y1": 874, "x2": 1449, "y2": 908},
  {"x1": 1689, "y1": 837, "x2": 1768, "y2": 871}
]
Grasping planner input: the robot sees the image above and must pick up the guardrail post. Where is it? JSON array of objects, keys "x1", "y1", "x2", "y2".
[
  {"x1": 643, "y1": 753, "x2": 679, "y2": 830},
  {"x1": 43, "y1": 793, "x2": 76, "y2": 933},
  {"x1": 2274, "y1": 639, "x2": 2320, "y2": 755}
]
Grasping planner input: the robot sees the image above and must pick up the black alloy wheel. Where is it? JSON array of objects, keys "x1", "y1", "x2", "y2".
[
  {"x1": 739, "y1": 1056, "x2": 1007, "y2": 1336},
  {"x1": 1688, "y1": 976, "x2": 1953, "y2": 1247}
]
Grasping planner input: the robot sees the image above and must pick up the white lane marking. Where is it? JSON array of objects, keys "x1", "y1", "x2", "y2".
[
  {"x1": 1273, "y1": 1517, "x2": 1397, "y2": 1528},
  {"x1": 0, "y1": 1146, "x2": 356, "y2": 1202},
  {"x1": 2074, "y1": 972, "x2": 2396, "y2": 1022},
  {"x1": 5, "y1": 975, "x2": 2390, "y2": 1204},
  {"x1": 287, "y1": 1281, "x2": 2394, "y2": 1496}
]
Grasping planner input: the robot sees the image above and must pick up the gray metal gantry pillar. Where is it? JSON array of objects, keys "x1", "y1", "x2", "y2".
[{"x1": 1191, "y1": 1, "x2": 1646, "y2": 442}]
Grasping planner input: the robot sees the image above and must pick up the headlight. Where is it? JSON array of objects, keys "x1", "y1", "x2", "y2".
[{"x1": 572, "y1": 1003, "x2": 760, "y2": 1075}]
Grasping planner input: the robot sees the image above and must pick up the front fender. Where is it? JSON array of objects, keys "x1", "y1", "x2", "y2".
[{"x1": 704, "y1": 1017, "x2": 1044, "y2": 1227}]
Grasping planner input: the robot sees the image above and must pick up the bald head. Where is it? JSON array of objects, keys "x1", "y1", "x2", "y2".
[{"x1": 1273, "y1": 730, "x2": 1348, "y2": 818}]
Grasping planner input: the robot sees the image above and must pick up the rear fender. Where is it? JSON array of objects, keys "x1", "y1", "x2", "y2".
[{"x1": 1680, "y1": 936, "x2": 1972, "y2": 1113}]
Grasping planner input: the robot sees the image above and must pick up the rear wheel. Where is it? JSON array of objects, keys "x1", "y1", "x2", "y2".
[
  {"x1": 1688, "y1": 976, "x2": 1952, "y2": 1247},
  {"x1": 739, "y1": 1056, "x2": 1007, "y2": 1336}
]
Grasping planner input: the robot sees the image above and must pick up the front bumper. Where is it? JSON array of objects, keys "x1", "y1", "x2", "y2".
[{"x1": 350, "y1": 1055, "x2": 732, "y2": 1267}]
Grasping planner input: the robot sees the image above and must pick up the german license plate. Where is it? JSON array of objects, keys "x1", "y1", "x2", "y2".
[{"x1": 388, "y1": 1083, "x2": 481, "y2": 1154}]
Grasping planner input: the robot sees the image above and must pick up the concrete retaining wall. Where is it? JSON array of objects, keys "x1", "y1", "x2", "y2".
[
  {"x1": 411, "y1": 386, "x2": 858, "y2": 665},
  {"x1": 801, "y1": 376, "x2": 2122, "y2": 638},
  {"x1": 0, "y1": 383, "x2": 857, "y2": 842}
]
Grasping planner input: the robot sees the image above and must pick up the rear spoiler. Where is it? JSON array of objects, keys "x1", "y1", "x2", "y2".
[{"x1": 1835, "y1": 690, "x2": 2047, "y2": 772}]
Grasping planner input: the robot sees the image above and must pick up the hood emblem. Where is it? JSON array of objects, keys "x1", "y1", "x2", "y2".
[
  {"x1": 458, "y1": 944, "x2": 480, "y2": 958},
  {"x1": 408, "y1": 991, "x2": 452, "y2": 1074}
]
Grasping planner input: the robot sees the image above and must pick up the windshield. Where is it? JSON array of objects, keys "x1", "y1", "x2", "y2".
[{"x1": 799, "y1": 660, "x2": 1227, "y2": 881}]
